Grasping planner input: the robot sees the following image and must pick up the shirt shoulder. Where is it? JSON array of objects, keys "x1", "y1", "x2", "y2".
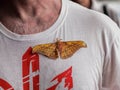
[{"x1": 67, "y1": 1, "x2": 120, "y2": 33}]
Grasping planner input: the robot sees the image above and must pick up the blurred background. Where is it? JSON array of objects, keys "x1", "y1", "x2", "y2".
[
  {"x1": 71, "y1": 0, "x2": 120, "y2": 27},
  {"x1": 95, "y1": 0, "x2": 120, "y2": 27}
]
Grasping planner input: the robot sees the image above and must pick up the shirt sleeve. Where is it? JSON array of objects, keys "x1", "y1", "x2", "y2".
[{"x1": 102, "y1": 31, "x2": 120, "y2": 90}]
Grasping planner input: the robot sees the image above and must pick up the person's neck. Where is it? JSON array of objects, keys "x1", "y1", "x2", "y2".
[
  {"x1": 0, "y1": 0, "x2": 62, "y2": 34},
  {"x1": 15, "y1": 0, "x2": 61, "y2": 23}
]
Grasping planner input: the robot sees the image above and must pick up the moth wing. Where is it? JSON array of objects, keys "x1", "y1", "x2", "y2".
[
  {"x1": 32, "y1": 43, "x2": 58, "y2": 59},
  {"x1": 59, "y1": 41, "x2": 87, "y2": 59}
]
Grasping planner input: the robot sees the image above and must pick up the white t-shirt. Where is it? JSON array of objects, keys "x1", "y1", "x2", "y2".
[{"x1": 0, "y1": 0, "x2": 120, "y2": 90}]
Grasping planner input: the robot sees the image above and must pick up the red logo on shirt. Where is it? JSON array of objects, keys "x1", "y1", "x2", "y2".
[
  {"x1": 0, "y1": 79, "x2": 14, "y2": 90},
  {"x1": 22, "y1": 47, "x2": 40, "y2": 90},
  {"x1": 47, "y1": 66, "x2": 73, "y2": 90},
  {"x1": 0, "y1": 47, "x2": 73, "y2": 90}
]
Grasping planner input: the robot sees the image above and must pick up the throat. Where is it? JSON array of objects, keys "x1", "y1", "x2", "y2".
[
  {"x1": 1, "y1": 14, "x2": 58, "y2": 35},
  {"x1": 0, "y1": 0, "x2": 61, "y2": 35}
]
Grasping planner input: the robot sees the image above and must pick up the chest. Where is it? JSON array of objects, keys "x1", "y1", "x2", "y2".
[
  {"x1": 0, "y1": 46, "x2": 103, "y2": 90},
  {"x1": 0, "y1": 28, "x2": 105, "y2": 89}
]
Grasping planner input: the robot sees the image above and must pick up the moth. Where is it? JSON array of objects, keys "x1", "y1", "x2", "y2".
[{"x1": 32, "y1": 39, "x2": 87, "y2": 59}]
